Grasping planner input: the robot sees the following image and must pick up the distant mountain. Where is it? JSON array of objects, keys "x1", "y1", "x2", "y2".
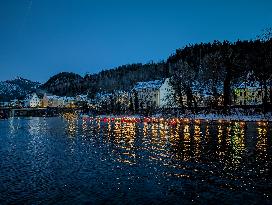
[{"x1": 0, "y1": 77, "x2": 40, "y2": 101}]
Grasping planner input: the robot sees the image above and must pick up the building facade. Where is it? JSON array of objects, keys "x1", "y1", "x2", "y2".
[
  {"x1": 159, "y1": 78, "x2": 179, "y2": 108},
  {"x1": 41, "y1": 94, "x2": 64, "y2": 108},
  {"x1": 234, "y1": 82, "x2": 268, "y2": 106},
  {"x1": 25, "y1": 93, "x2": 41, "y2": 108},
  {"x1": 132, "y1": 80, "x2": 163, "y2": 109}
]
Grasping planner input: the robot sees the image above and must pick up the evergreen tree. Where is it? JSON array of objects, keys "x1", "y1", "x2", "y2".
[
  {"x1": 129, "y1": 97, "x2": 134, "y2": 113},
  {"x1": 134, "y1": 91, "x2": 139, "y2": 113}
]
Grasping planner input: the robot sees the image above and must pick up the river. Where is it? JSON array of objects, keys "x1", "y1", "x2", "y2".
[{"x1": 0, "y1": 116, "x2": 271, "y2": 204}]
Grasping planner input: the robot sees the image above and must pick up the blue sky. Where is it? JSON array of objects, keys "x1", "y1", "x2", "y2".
[{"x1": 0, "y1": 0, "x2": 271, "y2": 82}]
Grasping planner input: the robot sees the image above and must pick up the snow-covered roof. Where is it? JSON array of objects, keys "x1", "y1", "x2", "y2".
[
  {"x1": 114, "y1": 90, "x2": 128, "y2": 94},
  {"x1": 43, "y1": 94, "x2": 76, "y2": 101},
  {"x1": 237, "y1": 81, "x2": 261, "y2": 89},
  {"x1": 96, "y1": 92, "x2": 113, "y2": 99},
  {"x1": 47, "y1": 95, "x2": 60, "y2": 100},
  {"x1": 133, "y1": 80, "x2": 163, "y2": 90},
  {"x1": 192, "y1": 81, "x2": 223, "y2": 95},
  {"x1": 77, "y1": 94, "x2": 88, "y2": 98},
  {"x1": 63, "y1": 96, "x2": 76, "y2": 101},
  {"x1": 76, "y1": 94, "x2": 88, "y2": 101}
]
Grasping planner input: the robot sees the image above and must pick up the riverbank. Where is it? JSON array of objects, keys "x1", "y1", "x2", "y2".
[
  {"x1": 1, "y1": 107, "x2": 272, "y2": 122},
  {"x1": 159, "y1": 113, "x2": 272, "y2": 122},
  {"x1": 92, "y1": 112, "x2": 272, "y2": 122}
]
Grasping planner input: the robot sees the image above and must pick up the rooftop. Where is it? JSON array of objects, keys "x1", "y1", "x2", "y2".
[{"x1": 133, "y1": 80, "x2": 164, "y2": 90}]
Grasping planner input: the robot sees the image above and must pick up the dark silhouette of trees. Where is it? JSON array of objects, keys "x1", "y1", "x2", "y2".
[{"x1": 134, "y1": 91, "x2": 139, "y2": 114}]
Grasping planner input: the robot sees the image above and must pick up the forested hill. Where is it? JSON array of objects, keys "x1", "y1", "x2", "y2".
[
  {"x1": 42, "y1": 38, "x2": 272, "y2": 100},
  {"x1": 82, "y1": 62, "x2": 169, "y2": 97},
  {"x1": 41, "y1": 72, "x2": 83, "y2": 96},
  {"x1": 42, "y1": 63, "x2": 170, "y2": 97},
  {"x1": 167, "y1": 39, "x2": 272, "y2": 107}
]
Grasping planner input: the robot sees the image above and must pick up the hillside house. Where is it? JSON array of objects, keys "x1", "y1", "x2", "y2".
[
  {"x1": 132, "y1": 79, "x2": 182, "y2": 109},
  {"x1": 24, "y1": 93, "x2": 41, "y2": 108},
  {"x1": 159, "y1": 78, "x2": 179, "y2": 108},
  {"x1": 63, "y1": 97, "x2": 76, "y2": 108},
  {"x1": 41, "y1": 94, "x2": 64, "y2": 107},
  {"x1": 233, "y1": 81, "x2": 269, "y2": 106},
  {"x1": 95, "y1": 92, "x2": 113, "y2": 108},
  {"x1": 132, "y1": 80, "x2": 163, "y2": 109}
]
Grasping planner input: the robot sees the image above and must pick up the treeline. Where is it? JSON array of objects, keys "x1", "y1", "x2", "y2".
[
  {"x1": 168, "y1": 38, "x2": 272, "y2": 110},
  {"x1": 42, "y1": 72, "x2": 84, "y2": 96},
  {"x1": 82, "y1": 62, "x2": 169, "y2": 98}
]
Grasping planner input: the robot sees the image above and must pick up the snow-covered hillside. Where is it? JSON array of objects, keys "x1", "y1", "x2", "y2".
[{"x1": 0, "y1": 77, "x2": 40, "y2": 101}]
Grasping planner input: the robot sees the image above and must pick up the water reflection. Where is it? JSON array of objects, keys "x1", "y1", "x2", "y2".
[
  {"x1": 109, "y1": 120, "x2": 136, "y2": 165},
  {"x1": 60, "y1": 116, "x2": 272, "y2": 201},
  {"x1": 65, "y1": 118, "x2": 264, "y2": 172},
  {"x1": 183, "y1": 123, "x2": 191, "y2": 162},
  {"x1": 28, "y1": 117, "x2": 43, "y2": 136},
  {"x1": 63, "y1": 113, "x2": 78, "y2": 137},
  {"x1": 8, "y1": 117, "x2": 16, "y2": 135},
  {"x1": 72, "y1": 118, "x2": 270, "y2": 172},
  {"x1": 228, "y1": 122, "x2": 246, "y2": 168},
  {"x1": 256, "y1": 121, "x2": 271, "y2": 176},
  {"x1": 256, "y1": 121, "x2": 268, "y2": 153}
]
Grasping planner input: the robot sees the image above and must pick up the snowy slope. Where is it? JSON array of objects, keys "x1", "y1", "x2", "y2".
[{"x1": 0, "y1": 77, "x2": 40, "y2": 101}]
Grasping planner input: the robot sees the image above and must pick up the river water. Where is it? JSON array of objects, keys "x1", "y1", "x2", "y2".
[{"x1": 0, "y1": 116, "x2": 272, "y2": 204}]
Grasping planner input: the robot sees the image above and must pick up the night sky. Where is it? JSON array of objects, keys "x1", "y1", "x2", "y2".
[{"x1": 0, "y1": 0, "x2": 271, "y2": 82}]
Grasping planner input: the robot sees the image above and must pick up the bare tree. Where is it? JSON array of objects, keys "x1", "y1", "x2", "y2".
[{"x1": 170, "y1": 60, "x2": 197, "y2": 110}]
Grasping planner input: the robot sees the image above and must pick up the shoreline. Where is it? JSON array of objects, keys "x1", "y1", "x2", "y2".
[
  {"x1": 1, "y1": 112, "x2": 272, "y2": 122},
  {"x1": 86, "y1": 113, "x2": 272, "y2": 122}
]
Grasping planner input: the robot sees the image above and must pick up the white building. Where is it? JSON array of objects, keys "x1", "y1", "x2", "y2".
[
  {"x1": 159, "y1": 78, "x2": 179, "y2": 108},
  {"x1": 132, "y1": 79, "x2": 181, "y2": 109},
  {"x1": 41, "y1": 93, "x2": 64, "y2": 107},
  {"x1": 25, "y1": 93, "x2": 41, "y2": 108},
  {"x1": 132, "y1": 80, "x2": 163, "y2": 109}
]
